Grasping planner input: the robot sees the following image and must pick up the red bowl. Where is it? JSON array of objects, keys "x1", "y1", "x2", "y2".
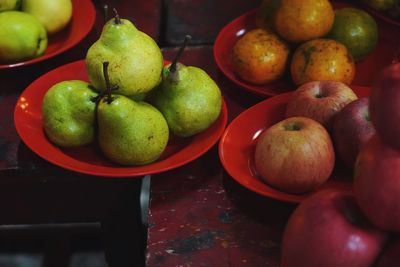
[
  {"x1": 0, "y1": 0, "x2": 96, "y2": 69},
  {"x1": 219, "y1": 85, "x2": 369, "y2": 203},
  {"x1": 214, "y1": 2, "x2": 399, "y2": 97},
  {"x1": 14, "y1": 60, "x2": 228, "y2": 177}
]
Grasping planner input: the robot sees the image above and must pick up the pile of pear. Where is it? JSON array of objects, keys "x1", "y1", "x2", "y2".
[
  {"x1": 41, "y1": 14, "x2": 222, "y2": 166},
  {"x1": 0, "y1": 0, "x2": 73, "y2": 63}
]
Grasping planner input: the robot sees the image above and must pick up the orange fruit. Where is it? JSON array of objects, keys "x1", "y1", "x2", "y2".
[
  {"x1": 290, "y1": 38, "x2": 356, "y2": 86},
  {"x1": 326, "y1": 8, "x2": 378, "y2": 61},
  {"x1": 232, "y1": 28, "x2": 290, "y2": 85},
  {"x1": 273, "y1": 0, "x2": 334, "y2": 43}
]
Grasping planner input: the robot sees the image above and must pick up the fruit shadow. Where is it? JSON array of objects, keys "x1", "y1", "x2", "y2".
[
  {"x1": 221, "y1": 170, "x2": 294, "y2": 261},
  {"x1": 60, "y1": 134, "x2": 192, "y2": 167},
  {"x1": 15, "y1": 141, "x2": 91, "y2": 180}
]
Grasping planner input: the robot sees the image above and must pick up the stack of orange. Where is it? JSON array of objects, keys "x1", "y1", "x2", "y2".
[{"x1": 231, "y1": 0, "x2": 379, "y2": 87}]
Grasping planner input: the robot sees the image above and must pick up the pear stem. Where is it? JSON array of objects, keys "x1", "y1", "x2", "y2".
[
  {"x1": 102, "y1": 61, "x2": 113, "y2": 104},
  {"x1": 103, "y1": 4, "x2": 109, "y2": 24},
  {"x1": 90, "y1": 62, "x2": 118, "y2": 104},
  {"x1": 113, "y1": 8, "x2": 121, "y2": 24},
  {"x1": 169, "y1": 35, "x2": 192, "y2": 73}
]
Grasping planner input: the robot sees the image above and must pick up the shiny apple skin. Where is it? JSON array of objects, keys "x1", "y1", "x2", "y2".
[
  {"x1": 369, "y1": 63, "x2": 400, "y2": 149},
  {"x1": 286, "y1": 80, "x2": 358, "y2": 130},
  {"x1": 254, "y1": 116, "x2": 335, "y2": 194},
  {"x1": 333, "y1": 97, "x2": 375, "y2": 169},
  {"x1": 281, "y1": 189, "x2": 387, "y2": 267},
  {"x1": 354, "y1": 134, "x2": 400, "y2": 232}
]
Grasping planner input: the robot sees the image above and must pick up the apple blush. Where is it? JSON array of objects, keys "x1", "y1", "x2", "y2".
[
  {"x1": 254, "y1": 116, "x2": 335, "y2": 194},
  {"x1": 369, "y1": 63, "x2": 400, "y2": 149},
  {"x1": 333, "y1": 97, "x2": 375, "y2": 169},
  {"x1": 354, "y1": 134, "x2": 400, "y2": 232},
  {"x1": 286, "y1": 80, "x2": 358, "y2": 130},
  {"x1": 281, "y1": 189, "x2": 387, "y2": 267}
]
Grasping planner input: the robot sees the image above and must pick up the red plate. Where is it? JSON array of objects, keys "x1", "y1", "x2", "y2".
[
  {"x1": 219, "y1": 85, "x2": 369, "y2": 203},
  {"x1": 213, "y1": 9, "x2": 292, "y2": 97},
  {"x1": 214, "y1": 2, "x2": 399, "y2": 97},
  {"x1": 14, "y1": 60, "x2": 228, "y2": 177},
  {"x1": 0, "y1": 0, "x2": 96, "y2": 69}
]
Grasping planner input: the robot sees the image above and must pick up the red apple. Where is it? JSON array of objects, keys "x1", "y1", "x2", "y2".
[
  {"x1": 286, "y1": 80, "x2": 358, "y2": 130},
  {"x1": 369, "y1": 63, "x2": 400, "y2": 149},
  {"x1": 281, "y1": 189, "x2": 387, "y2": 267},
  {"x1": 254, "y1": 116, "x2": 335, "y2": 194},
  {"x1": 333, "y1": 97, "x2": 375, "y2": 169},
  {"x1": 354, "y1": 134, "x2": 400, "y2": 232},
  {"x1": 377, "y1": 239, "x2": 400, "y2": 267}
]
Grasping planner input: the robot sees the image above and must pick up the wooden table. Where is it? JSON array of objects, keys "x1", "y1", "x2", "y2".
[{"x1": 0, "y1": 0, "x2": 398, "y2": 266}]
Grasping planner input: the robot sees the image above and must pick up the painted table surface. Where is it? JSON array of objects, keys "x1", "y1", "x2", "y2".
[
  {"x1": 0, "y1": 0, "x2": 398, "y2": 266},
  {"x1": 146, "y1": 46, "x2": 294, "y2": 267}
]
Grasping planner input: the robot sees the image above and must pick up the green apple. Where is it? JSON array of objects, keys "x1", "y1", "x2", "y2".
[
  {"x1": 0, "y1": 0, "x2": 21, "y2": 11},
  {"x1": 22, "y1": 0, "x2": 72, "y2": 35},
  {"x1": 326, "y1": 7, "x2": 378, "y2": 62},
  {"x1": 0, "y1": 11, "x2": 47, "y2": 63}
]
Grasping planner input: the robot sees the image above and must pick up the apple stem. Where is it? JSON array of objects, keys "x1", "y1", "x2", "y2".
[
  {"x1": 113, "y1": 8, "x2": 121, "y2": 24},
  {"x1": 284, "y1": 122, "x2": 301, "y2": 131},
  {"x1": 169, "y1": 35, "x2": 192, "y2": 74}
]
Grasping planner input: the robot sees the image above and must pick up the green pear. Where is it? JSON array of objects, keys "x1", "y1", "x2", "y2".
[
  {"x1": 97, "y1": 62, "x2": 169, "y2": 166},
  {"x1": 86, "y1": 10, "x2": 163, "y2": 97},
  {"x1": 150, "y1": 36, "x2": 222, "y2": 137},
  {"x1": 0, "y1": 0, "x2": 20, "y2": 11},
  {"x1": 128, "y1": 92, "x2": 147, "y2": 102},
  {"x1": 21, "y1": 0, "x2": 72, "y2": 34},
  {"x1": 42, "y1": 80, "x2": 97, "y2": 147},
  {"x1": 0, "y1": 11, "x2": 47, "y2": 63}
]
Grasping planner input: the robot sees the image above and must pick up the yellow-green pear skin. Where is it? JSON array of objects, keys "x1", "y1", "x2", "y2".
[
  {"x1": 97, "y1": 95, "x2": 169, "y2": 166},
  {"x1": 86, "y1": 18, "x2": 164, "y2": 97},
  {"x1": 22, "y1": 0, "x2": 72, "y2": 34},
  {"x1": 0, "y1": 11, "x2": 47, "y2": 63},
  {"x1": 42, "y1": 80, "x2": 97, "y2": 147},
  {"x1": 0, "y1": 0, "x2": 20, "y2": 11},
  {"x1": 150, "y1": 63, "x2": 222, "y2": 137},
  {"x1": 129, "y1": 92, "x2": 147, "y2": 102}
]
